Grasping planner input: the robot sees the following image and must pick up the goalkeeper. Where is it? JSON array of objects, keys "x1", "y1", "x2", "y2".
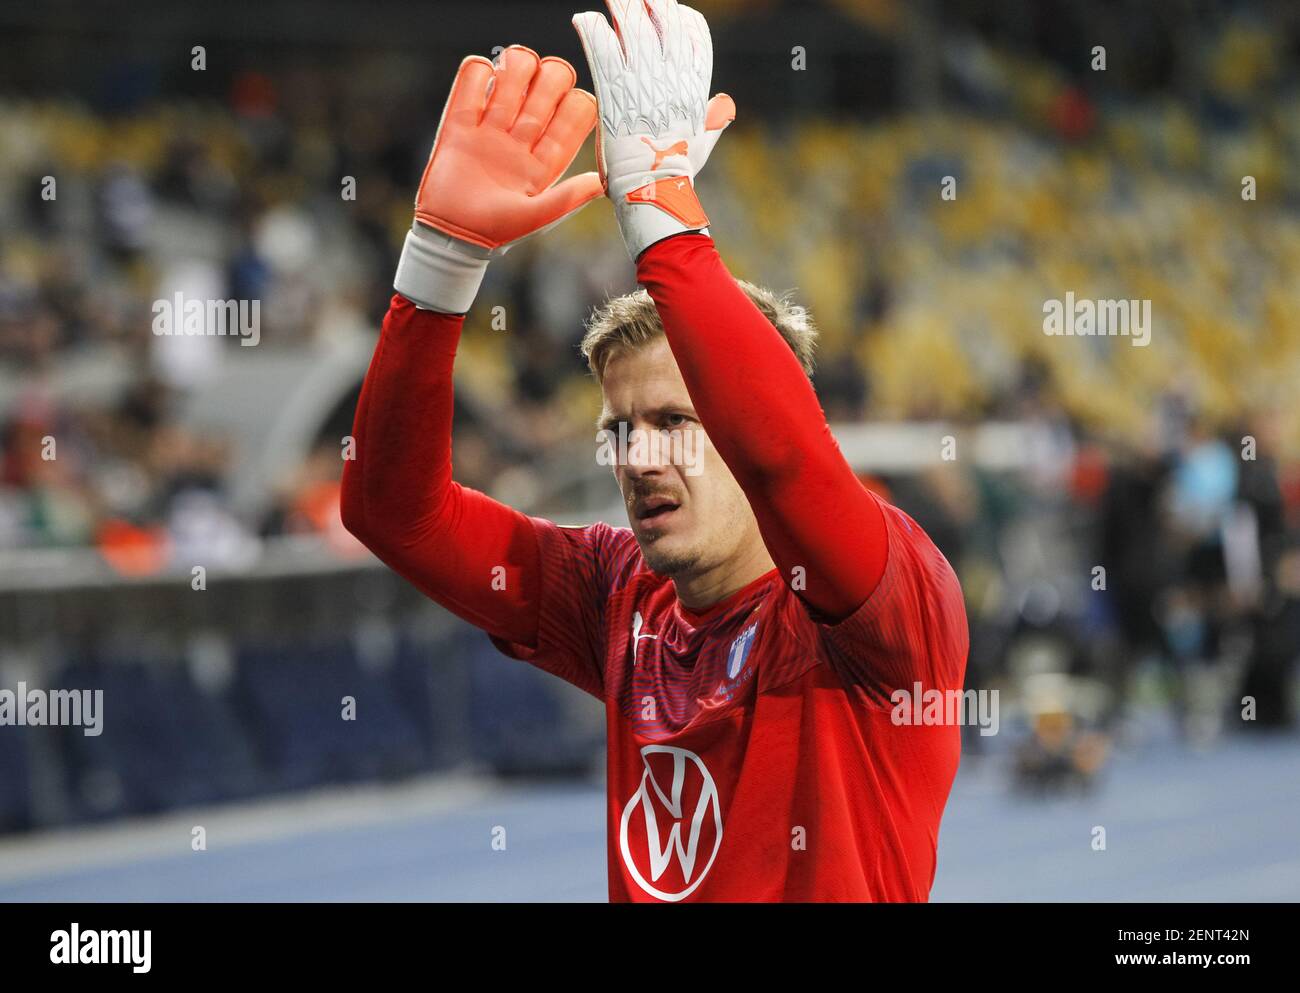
[{"x1": 342, "y1": 0, "x2": 968, "y2": 903}]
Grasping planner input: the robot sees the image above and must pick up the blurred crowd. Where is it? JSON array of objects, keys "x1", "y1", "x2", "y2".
[{"x1": 0, "y1": 11, "x2": 1297, "y2": 742}]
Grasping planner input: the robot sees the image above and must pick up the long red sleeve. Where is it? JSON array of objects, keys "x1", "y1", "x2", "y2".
[
  {"x1": 635, "y1": 233, "x2": 888, "y2": 622},
  {"x1": 340, "y1": 294, "x2": 542, "y2": 647}
]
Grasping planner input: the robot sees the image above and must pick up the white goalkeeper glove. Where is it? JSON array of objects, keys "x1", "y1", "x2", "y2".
[{"x1": 572, "y1": 0, "x2": 735, "y2": 261}]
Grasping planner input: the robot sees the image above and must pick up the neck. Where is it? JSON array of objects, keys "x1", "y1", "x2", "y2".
[{"x1": 673, "y1": 540, "x2": 776, "y2": 612}]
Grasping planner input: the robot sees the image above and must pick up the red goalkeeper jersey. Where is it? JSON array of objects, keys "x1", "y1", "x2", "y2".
[
  {"x1": 493, "y1": 502, "x2": 965, "y2": 901},
  {"x1": 342, "y1": 233, "x2": 968, "y2": 902}
]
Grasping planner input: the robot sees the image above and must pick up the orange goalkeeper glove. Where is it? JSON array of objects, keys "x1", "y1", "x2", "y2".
[{"x1": 394, "y1": 45, "x2": 604, "y2": 313}]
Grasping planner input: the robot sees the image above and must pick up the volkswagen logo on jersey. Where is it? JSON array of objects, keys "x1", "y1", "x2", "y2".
[
  {"x1": 619, "y1": 745, "x2": 723, "y2": 901},
  {"x1": 726, "y1": 620, "x2": 759, "y2": 680}
]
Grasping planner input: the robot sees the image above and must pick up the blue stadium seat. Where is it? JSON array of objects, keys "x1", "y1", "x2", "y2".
[
  {"x1": 54, "y1": 658, "x2": 264, "y2": 822},
  {"x1": 465, "y1": 635, "x2": 602, "y2": 776},
  {"x1": 233, "y1": 639, "x2": 427, "y2": 792},
  {"x1": 0, "y1": 728, "x2": 33, "y2": 833}
]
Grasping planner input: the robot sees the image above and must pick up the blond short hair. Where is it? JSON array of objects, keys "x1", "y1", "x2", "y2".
[{"x1": 580, "y1": 280, "x2": 818, "y2": 381}]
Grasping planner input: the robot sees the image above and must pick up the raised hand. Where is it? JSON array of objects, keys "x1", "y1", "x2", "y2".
[
  {"x1": 572, "y1": 0, "x2": 735, "y2": 260},
  {"x1": 395, "y1": 45, "x2": 604, "y2": 312}
]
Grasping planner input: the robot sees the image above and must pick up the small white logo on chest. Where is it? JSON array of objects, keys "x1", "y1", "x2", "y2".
[{"x1": 631, "y1": 610, "x2": 658, "y2": 666}]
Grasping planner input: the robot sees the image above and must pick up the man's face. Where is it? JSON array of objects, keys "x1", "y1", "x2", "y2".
[{"x1": 599, "y1": 336, "x2": 757, "y2": 578}]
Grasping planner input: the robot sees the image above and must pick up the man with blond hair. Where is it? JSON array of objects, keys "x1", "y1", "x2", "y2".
[{"x1": 342, "y1": 1, "x2": 967, "y2": 902}]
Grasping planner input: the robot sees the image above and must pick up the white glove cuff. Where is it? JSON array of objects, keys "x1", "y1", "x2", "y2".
[
  {"x1": 612, "y1": 197, "x2": 705, "y2": 261},
  {"x1": 394, "y1": 222, "x2": 491, "y2": 314}
]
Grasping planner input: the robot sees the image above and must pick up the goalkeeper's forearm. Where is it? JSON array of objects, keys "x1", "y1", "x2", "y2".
[
  {"x1": 340, "y1": 293, "x2": 543, "y2": 647},
  {"x1": 636, "y1": 234, "x2": 889, "y2": 622},
  {"x1": 341, "y1": 42, "x2": 600, "y2": 645}
]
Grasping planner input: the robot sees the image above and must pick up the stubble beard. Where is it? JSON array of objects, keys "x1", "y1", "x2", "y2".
[{"x1": 636, "y1": 527, "x2": 704, "y2": 578}]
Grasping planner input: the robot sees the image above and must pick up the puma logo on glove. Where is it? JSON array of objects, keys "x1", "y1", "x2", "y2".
[{"x1": 641, "y1": 137, "x2": 690, "y2": 169}]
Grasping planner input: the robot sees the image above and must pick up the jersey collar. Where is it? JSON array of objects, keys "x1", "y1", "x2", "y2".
[{"x1": 675, "y1": 567, "x2": 779, "y2": 626}]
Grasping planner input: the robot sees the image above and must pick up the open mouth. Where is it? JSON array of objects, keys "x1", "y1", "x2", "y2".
[{"x1": 635, "y1": 498, "x2": 681, "y2": 523}]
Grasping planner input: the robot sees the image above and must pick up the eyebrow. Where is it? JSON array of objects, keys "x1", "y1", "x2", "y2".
[{"x1": 595, "y1": 405, "x2": 696, "y2": 433}]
